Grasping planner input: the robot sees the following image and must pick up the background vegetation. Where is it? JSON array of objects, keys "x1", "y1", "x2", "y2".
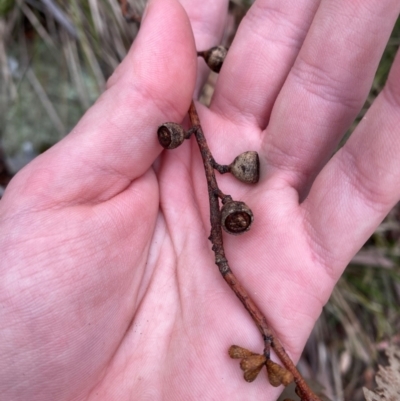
[{"x1": 0, "y1": 1, "x2": 399, "y2": 400}]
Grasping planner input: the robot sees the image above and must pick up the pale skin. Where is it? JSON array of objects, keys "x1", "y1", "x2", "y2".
[{"x1": 1, "y1": 0, "x2": 400, "y2": 400}]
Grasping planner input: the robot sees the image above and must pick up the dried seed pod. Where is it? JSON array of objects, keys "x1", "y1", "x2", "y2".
[
  {"x1": 197, "y1": 46, "x2": 228, "y2": 73},
  {"x1": 266, "y1": 360, "x2": 282, "y2": 387},
  {"x1": 280, "y1": 370, "x2": 294, "y2": 387},
  {"x1": 221, "y1": 201, "x2": 254, "y2": 235},
  {"x1": 157, "y1": 122, "x2": 186, "y2": 149},
  {"x1": 228, "y1": 345, "x2": 256, "y2": 359},
  {"x1": 266, "y1": 359, "x2": 294, "y2": 387},
  {"x1": 240, "y1": 355, "x2": 267, "y2": 383},
  {"x1": 229, "y1": 151, "x2": 260, "y2": 184},
  {"x1": 243, "y1": 363, "x2": 265, "y2": 383},
  {"x1": 240, "y1": 355, "x2": 267, "y2": 371}
]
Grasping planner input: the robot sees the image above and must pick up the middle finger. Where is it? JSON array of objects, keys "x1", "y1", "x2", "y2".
[
  {"x1": 262, "y1": 0, "x2": 400, "y2": 193},
  {"x1": 210, "y1": 0, "x2": 321, "y2": 127},
  {"x1": 179, "y1": 0, "x2": 230, "y2": 95}
]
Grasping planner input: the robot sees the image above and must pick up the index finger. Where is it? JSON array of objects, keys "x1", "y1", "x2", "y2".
[{"x1": 6, "y1": 0, "x2": 197, "y2": 206}]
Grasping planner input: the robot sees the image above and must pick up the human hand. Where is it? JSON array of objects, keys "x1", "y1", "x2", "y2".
[{"x1": 1, "y1": 0, "x2": 400, "y2": 400}]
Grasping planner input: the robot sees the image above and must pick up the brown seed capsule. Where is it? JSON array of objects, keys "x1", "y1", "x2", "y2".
[
  {"x1": 229, "y1": 151, "x2": 260, "y2": 184},
  {"x1": 228, "y1": 345, "x2": 256, "y2": 359},
  {"x1": 243, "y1": 363, "x2": 265, "y2": 383},
  {"x1": 240, "y1": 355, "x2": 267, "y2": 371},
  {"x1": 280, "y1": 370, "x2": 294, "y2": 387},
  {"x1": 266, "y1": 360, "x2": 282, "y2": 387},
  {"x1": 197, "y1": 46, "x2": 228, "y2": 73},
  {"x1": 221, "y1": 201, "x2": 254, "y2": 235},
  {"x1": 240, "y1": 355, "x2": 267, "y2": 383},
  {"x1": 157, "y1": 122, "x2": 186, "y2": 149},
  {"x1": 266, "y1": 359, "x2": 294, "y2": 387}
]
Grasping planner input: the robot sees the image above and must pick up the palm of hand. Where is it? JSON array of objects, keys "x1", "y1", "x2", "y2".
[{"x1": 2, "y1": 0, "x2": 400, "y2": 400}]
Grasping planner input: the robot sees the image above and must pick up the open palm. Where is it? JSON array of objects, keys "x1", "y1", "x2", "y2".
[{"x1": 1, "y1": 0, "x2": 400, "y2": 400}]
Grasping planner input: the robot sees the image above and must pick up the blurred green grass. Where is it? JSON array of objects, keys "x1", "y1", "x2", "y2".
[
  {"x1": 0, "y1": 2, "x2": 399, "y2": 400},
  {"x1": 0, "y1": 0, "x2": 143, "y2": 156}
]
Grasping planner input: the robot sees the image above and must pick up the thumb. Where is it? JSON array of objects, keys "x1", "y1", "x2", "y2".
[{"x1": 6, "y1": 0, "x2": 196, "y2": 207}]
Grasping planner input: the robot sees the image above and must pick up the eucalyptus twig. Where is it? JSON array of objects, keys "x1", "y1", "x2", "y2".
[
  {"x1": 188, "y1": 101, "x2": 321, "y2": 401},
  {"x1": 157, "y1": 46, "x2": 322, "y2": 401}
]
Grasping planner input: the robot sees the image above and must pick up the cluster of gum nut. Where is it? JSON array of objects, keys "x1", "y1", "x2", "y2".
[
  {"x1": 156, "y1": 46, "x2": 296, "y2": 391},
  {"x1": 157, "y1": 46, "x2": 260, "y2": 236}
]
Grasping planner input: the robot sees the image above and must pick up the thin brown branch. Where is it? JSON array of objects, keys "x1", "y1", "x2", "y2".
[{"x1": 188, "y1": 100, "x2": 322, "y2": 401}]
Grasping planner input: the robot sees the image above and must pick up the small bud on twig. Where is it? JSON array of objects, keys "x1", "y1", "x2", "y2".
[
  {"x1": 228, "y1": 345, "x2": 257, "y2": 359},
  {"x1": 240, "y1": 355, "x2": 267, "y2": 382},
  {"x1": 240, "y1": 355, "x2": 267, "y2": 372},
  {"x1": 221, "y1": 200, "x2": 254, "y2": 235},
  {"x1": 229, "y1": 346, "x2": 267, "y2": 383},
  {"x1": 197, "y1": 46, "x2": 228, "y2": 73},
  {"x1": 266, "y1": 359, "x2": 294, "y2": 387},
  {"x1": 229, "y1": 151, "x2": 260, "y2": 184}
]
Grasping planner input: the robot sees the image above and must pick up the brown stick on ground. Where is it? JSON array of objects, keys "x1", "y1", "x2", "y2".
[{"x1": 188, "y1": 100, "x2": 321, "y2": 401}]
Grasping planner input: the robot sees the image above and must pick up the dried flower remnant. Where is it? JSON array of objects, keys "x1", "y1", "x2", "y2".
[
  {"x1": 266, "y1": 359, "x2": 294, "y2": 387},
  {"x1": 240, "y1": 355, "x2": 267, "y2": 382},
  {"x1": 228, "y1": 345, "x2": 293, "y2": 386},
  {"x1": 228, "y1": 345, "x2": 257, "y2": 359},
  {"x1": 229, "y1": 346, "x2": 266, "y2": 383}
]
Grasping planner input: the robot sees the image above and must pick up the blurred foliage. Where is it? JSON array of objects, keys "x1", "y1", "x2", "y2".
[
  {"x1": 0, "y1": 2, "x2": 399, "y2": 400},
  {"x1": 0, "y1": 0, "x2": 15, "y2": 16},
  {"x1": 0, "y1": 0, "x2": 143, "y2": 156}
]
